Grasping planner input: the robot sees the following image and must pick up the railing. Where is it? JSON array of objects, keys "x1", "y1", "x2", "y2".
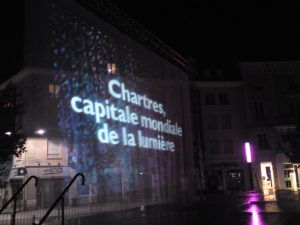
[
  {"x1": 33, "y1": 173, "x2": 85, "y2": 225},
  {"x1": 0, "y1": 175, "x2": 38, "y2": 225}
]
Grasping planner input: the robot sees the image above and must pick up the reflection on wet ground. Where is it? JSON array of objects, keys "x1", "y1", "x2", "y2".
[
  {"x1": 242, "y1": 189, "x2": 300, "y2": 225},
  {"x1": 80, "y1": 190, "x2": 300, "y2": 225}
]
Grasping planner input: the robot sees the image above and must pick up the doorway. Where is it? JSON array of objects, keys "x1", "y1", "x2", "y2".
[
  {"x1": 37, "y1": 178, "x2": 67, "y2": 208},
  {"x1": 10, "y1": 180, "x2": 23, "y2": 210},
  {"x1": 260, "y1": 162, "x2": 275, "y2": 189}
]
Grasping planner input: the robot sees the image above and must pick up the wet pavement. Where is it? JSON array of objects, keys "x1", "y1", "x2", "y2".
[{"x1": 79, "y1": 189, "x2": 300, "y2": 225}]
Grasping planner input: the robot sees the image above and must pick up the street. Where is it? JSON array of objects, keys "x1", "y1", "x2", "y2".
[
  {"x1": 2, "y1": 189, "x2": 300, "y2": 225},
  {"x1": 80, "y1": 190, "x2": 300, "y2": 225}
]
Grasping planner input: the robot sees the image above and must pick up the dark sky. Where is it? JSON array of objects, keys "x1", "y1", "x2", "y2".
[
  {"x1": 110, "y1": 1, "x2": 300, "y2": 68},
  {"x1": 1, "y1": 1, "x2": 300, "y2": 83}
]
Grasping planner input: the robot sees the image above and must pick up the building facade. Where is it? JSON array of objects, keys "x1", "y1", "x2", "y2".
[
  {"x1": 197, "y1": 80, "x2": 250, "y2": 191},
  {"x1": 240, "y1": 61, "x2": 300, "y2": 190},
  {"x1": 196, "y1": 62, "x2": 300, "y2": 192},
  {"x1": 0, "y1": 0, "x2": 198, "y2": 212}
]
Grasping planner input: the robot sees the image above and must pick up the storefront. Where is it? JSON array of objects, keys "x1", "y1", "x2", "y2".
[
  {"x1": 260, "y1": 162, "x2": 275, "y2": 189},
  {"x1": 7, "y1": 166, "x2": 76, "y2": 209},
  {"x1": 206, "y1": 163, "x2": 246, "y2": 192},
  {"x1": 252, "y1": 153, "x2": 300, "y2": 190},
  {"x1": 283, "y1": 163, "x2": 300, "y2": 189}
]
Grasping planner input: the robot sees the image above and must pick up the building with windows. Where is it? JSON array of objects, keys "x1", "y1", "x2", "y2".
[
  {"x1": 196, "y1": 62, "x2": 300, "y2": 192},
  {"x1": 240, "y1": 61, "x2": 300, "y2": 190},
  {"x1": 0, "y1": 0, "x2": 198, "y2": 214},
  {"x1": 197, "y1": 79, "x2": 250, "y2": 191}
]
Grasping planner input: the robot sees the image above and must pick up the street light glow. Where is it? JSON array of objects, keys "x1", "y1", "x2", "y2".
[
  {"x1": 35, "y1": 129, "x2": 46, "y2": 135},
  {"x1": 5, "y1": 131, "x2": 12, "y2": 136},
  {"x1": 245, "y1": 142, "x2": 252, "y2": 163}
]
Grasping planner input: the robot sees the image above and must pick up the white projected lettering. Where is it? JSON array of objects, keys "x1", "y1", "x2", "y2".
[
  {"x1": 70, "y1": 97, "x2": 139, "y2": 124},
  {"x1": 70, "y1": 79, "x2": 183, "y2": 152},
  {"x1": 71, "y1": 96, "x2": 83, "y2": 113},
  {"x1": 109, "y1": 79, "x2": 166, "y2": 116}
]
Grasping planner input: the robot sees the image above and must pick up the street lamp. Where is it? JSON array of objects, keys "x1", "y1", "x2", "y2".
[
  {"x1": 5, "y1": 131, "x2": 12, "y2": 136},
  {"x1": 245, "y1": 142, "x2": 254, "y2": 190},
  {"x1": 35, "y1": 129, "x2": 46, "y2": 135}
]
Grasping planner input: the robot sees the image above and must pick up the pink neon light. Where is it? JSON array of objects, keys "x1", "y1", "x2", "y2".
[{"x1": 245, "y1": 142, "x2": 252, "y2": 163}]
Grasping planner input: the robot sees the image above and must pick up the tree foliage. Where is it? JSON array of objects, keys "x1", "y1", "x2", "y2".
[{"x1": 0, "y1": 84, "x2": 27, "y2": 164}]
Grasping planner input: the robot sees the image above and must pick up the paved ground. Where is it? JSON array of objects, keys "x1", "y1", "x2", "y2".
[
  {"x1": 3, "y1": 189, "x2": 300, "y2": 225},
  {"x1": 80, "y1": 189, "x2": 300, "y2": 225}
]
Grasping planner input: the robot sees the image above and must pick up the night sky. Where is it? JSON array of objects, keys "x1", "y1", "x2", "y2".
[
  {"x1": 1, "y1": 1, "x2": 300, "y2": 82},
  {"x1": 110, "y1": 1, "x2": 300, "y2": 68}
]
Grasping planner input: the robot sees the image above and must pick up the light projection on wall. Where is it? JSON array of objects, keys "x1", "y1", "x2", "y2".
[
  {"x1": 49, "y1": 1, "x2": 191, "y2": 201},
  {"x1": 70, "y1": 79, "x2": 182, "y2": 151}
]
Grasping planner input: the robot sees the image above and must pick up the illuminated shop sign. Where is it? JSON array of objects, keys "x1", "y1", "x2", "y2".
[
  {"x1": 70, "y1": 79, "x2": 183, "y2": 152},
  {"x1": 11, "y1": 168, "x2": 27, "y2": 177},
  {"x1": 42, "y1": 167, "x2": 63, "y2": 175}
]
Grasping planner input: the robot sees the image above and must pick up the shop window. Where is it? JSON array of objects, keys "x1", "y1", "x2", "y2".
[
  {"x1": 107, "y1": 63, "x2": 116, "y2": 74},
  {"x1": 225, "y1": 170, "x2": 245, "y2": 191},
  {"x1": 223, "y1": 139, "x2": 234, "y2": 154},
  {"x1": 221, "y1": 114, "x2": 232, "y2": 129},
  {"x1": 284, "y1": 164, "x2": 293, "y2": 169},
  {"x1": 205, "y1": 93, "x2": 215, "y2": 105},
  {"x1": 209, "y1": 139, "x2": 220, "y2": 154},
  {"x1": 284, "y1": 170, "x2": 292, "y2": 188},
  {"x1": 207, "y1": 115, "x2": 218, "y2": 129},
  {"x1": 47, "y1": 139, "x2": 60, "y2": 158},
  {"x1": 219, "y1": 93, "x2": 229, "y2": 105},
  {"x1": 49, "y1": 84, "x2": 60, "y2": 97}
]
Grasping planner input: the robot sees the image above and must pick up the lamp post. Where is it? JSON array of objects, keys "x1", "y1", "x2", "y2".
[{"x1": 245, "y1": 142, "x2": 254, "y2": 190}]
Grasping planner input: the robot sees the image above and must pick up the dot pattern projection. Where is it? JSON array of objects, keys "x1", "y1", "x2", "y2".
[{"x1": 49, "y1": 1, "x2": 187, "y2": 201}]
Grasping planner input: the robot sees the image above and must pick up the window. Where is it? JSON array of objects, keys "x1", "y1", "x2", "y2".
[
  {"x1": 219, "y1": 93, "x2": 229, "y2": 105},
  {"x1": 207, "y1": 115, "x2": 218, "y2": 129},
  {"x1": 47, "y1": 139, "x2": 60, "y2": 158},
  {"x1": 257, "y1": 133, "x2": 268, "y2": 149},
  {"x1": 205, "y1": 93, "x2": 215, "y2": 105},
  {"x1": 254, "y1": 100, "x2": 265, "y2": 121},
  {"x1": 284, "y1": 170, "x2": 292, "y2": 188},
  {"x1": 290, "y1": 103, "x2": 296, "y2": 117},
  {"x1": 49, "y1": 84, "x2": 60, "y2": 97},
  {"x1": 221, "y1": 115, "x2": 232, "y2": 129},
  {"x1": 209, "y1": 139, "x2": 220, "y2": 154},
  {"x1": 288, "y1": 75, "x2": 297, "y2": 89},
  {"x1": 107, "y1": 63, "x2": 116, "y2": 74},
  {"x1": 224, "y1": 139, "x2": 234, "y2": 154}
]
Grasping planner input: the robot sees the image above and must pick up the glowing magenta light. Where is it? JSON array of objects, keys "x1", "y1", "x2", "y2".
[
  {"x1": 248, "y1": 205, "x2": 262, "y2": 225},
  {"x1": 245, "y1": 142, "x2": 252, "y2": 163}
]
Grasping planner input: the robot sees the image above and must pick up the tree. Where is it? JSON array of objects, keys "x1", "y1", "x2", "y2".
[{"x1": 0, "y1": 84, "x2": 27, "y2": 176}]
